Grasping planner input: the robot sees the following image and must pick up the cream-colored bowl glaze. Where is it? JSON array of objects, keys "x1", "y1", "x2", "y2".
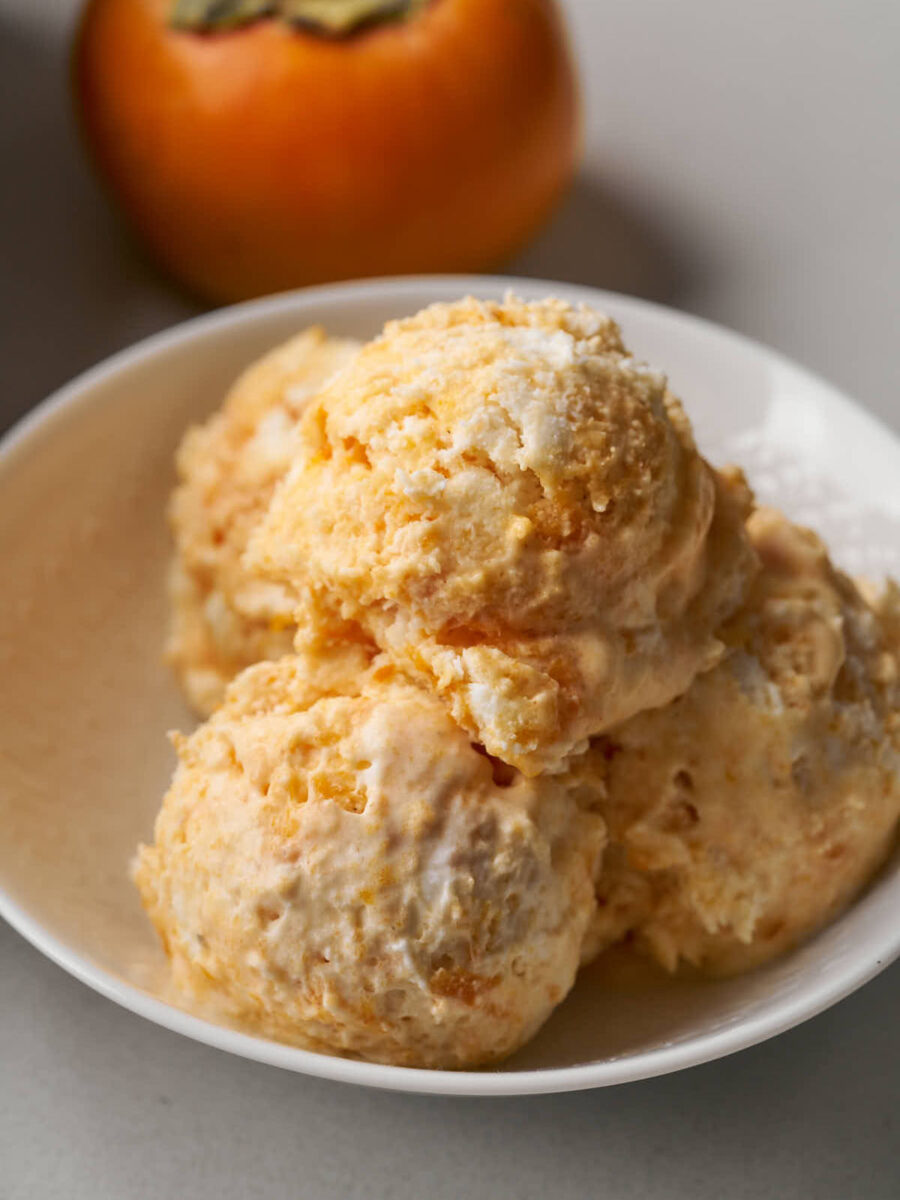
[{"x1": 2, "y1": 277, "x2": 899, "y2": 1096}]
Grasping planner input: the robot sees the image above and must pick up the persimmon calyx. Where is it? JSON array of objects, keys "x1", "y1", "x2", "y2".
[{"x1": 170, "y1": 0, "x2": 428, "y2": 36}]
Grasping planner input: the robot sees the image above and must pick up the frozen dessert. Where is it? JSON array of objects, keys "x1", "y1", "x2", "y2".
[
  {"x1": 251, "y1": 297, "x2": 757, "y2": 774},
  {"x1": 580, "y1": 509, "x2": 900, "y2": 973},
  {"x1": 167, "y1": 327, "x2": 359, "y2": 715},
  {"x1": 144, "y1": 294, "x2": 899, "y2": 1070},
  {"x1": 135, "y1": 644, "x2": 604, "y2": 1069}
]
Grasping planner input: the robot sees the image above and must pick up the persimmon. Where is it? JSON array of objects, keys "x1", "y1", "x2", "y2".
[{"x1": 73, "y1": 0, "x2": 578, "y2": 302}]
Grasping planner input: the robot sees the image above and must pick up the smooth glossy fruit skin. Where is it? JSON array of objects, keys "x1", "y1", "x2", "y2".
[{"x1": 73, "y1": 0, "x2": 579, "y2": 302}]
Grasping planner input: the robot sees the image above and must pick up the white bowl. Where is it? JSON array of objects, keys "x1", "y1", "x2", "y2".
[{"x1": 1, "y1": 276, "x2": 899, "y2": 1097}]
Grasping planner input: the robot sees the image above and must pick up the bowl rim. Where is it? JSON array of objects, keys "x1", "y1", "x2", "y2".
[{"x1": 2, "y1": 273, "x2": 899, "y2": 1097}]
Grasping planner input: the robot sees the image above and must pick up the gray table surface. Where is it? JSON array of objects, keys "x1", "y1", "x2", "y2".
[{"x1": 2, "y1": 1, "x2": 899, "y2": 1196}]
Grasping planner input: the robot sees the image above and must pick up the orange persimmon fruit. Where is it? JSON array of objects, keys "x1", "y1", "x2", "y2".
[{"x1": 73, "y1": 0, "x2": 579, "y2": 302}]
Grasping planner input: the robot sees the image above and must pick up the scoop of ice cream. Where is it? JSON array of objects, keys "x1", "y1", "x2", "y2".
[
  {"x1": 167, "y1": 328, "x2": 359, "y2": 715},
  {"x1": 251, "y1": 296, "x2": 757, "y2": 773},
  {"x1": 579, "y1": 509, "x2": 900, "y2": 974},
  {"x1": 135, "y1": 645, "x2": 604, "y2": 1069}
]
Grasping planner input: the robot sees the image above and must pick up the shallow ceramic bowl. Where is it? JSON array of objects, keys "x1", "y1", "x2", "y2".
[{"x1": 2, "y1": 276, "x2": 899, "y2": 1096}]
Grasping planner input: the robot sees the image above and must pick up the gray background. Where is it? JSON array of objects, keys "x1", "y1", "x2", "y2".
[{"x1": 2, "y1": 1, "x2": 899, "y2": 1196}]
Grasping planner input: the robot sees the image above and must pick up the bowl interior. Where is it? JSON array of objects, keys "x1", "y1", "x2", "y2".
[{"x1": 1, "y1": 277, "x2": 899, "y2": 1095}]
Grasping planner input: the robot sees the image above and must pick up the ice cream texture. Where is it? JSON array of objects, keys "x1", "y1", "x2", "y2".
[
  {"x1": 167, "y1": 327, "x2": 359, "y2": 715},
  {"x1": 147, "y1": 296, "x2": 900, "y2": 1068},
  {"x1": 251, "y1": 297, "x2": 756, "y2": 774},
  {"x1": 135, "y1": 646, "x2": 604, "y2": 1068},
  {"x1": 580, "y1": 509, "x2": 900, "y2": 974}
]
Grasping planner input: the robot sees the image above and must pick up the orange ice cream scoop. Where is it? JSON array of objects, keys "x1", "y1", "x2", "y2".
[
  {"x1": 579, "y1": 509, "x2": 900, "y2": 975},
  {"x1": 251, "y1": 295, "x2": 757, "y2": 773},
  {"x1": 167, "y1": 327, "x2": 359, "y2": 714},
  {"x1": 135, "y1": 642, "x2": 604, "y2": 1069}
]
